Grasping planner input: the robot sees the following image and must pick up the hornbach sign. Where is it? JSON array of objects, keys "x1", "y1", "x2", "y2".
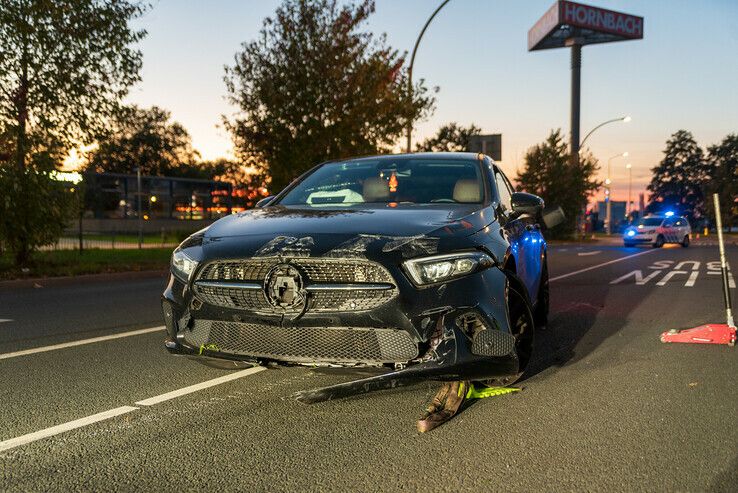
[{"x1": 529, "y1": 1, "x2": 644, "y2": 51}]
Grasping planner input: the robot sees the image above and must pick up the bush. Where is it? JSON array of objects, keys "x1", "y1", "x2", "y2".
[{"x1": 0, "y1": 162, "x2": 80, "y2": 265}]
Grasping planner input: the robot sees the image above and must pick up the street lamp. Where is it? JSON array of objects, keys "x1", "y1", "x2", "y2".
[
  {"x1": 579, "y1": 115, "x2": 631, "y2": 150},
  {"x1": 406, "y1": 0, "x2": 452, "y2": 153},
  {"x1": 625, "y1": 163, "x2": 632, "y2": 218},
  {"x1": 605, "y1": 151, "x2": 628, "y2": 234}
]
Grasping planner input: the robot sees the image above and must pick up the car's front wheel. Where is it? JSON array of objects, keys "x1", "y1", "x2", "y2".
[
  {"x1": 533, "y1": 258, "x2": 549, "y2": 329},
  {"x1": 653, "y1": 235, "x2": 665, "y2": 248},
  {"x1": 681, "y1": 235, "x2": 690, "y2": 247},
  {"x1": 483, "y1": 280, "x2": 535, "y2": 387}
]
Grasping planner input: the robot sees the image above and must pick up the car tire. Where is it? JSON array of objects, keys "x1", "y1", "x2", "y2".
[
  {"x1": 681, "y1": 235, "x2": 690, "y2": 248},
  {"x1": 482, "y1": 281, "x2": 535, "y2": 387},
  {"x1": 653, "y1": 235, "x2": 665, "y2": 248},
  {"x1": 533, "y1": 258, "x2": 549, "y2": 329}
]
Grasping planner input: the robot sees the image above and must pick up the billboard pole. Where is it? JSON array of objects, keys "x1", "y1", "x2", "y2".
[{"x1": 569, "y1": 41, "x2": 581, "y2": 165}]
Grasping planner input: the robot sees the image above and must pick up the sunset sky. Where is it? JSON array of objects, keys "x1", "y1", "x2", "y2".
[{"x1": 126, "y1": 0, "x2": 738, "y2": 201}]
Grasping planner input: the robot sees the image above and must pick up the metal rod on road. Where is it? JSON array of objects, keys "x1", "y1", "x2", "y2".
[{"x1": 714, "y1": 194, "x2": 734, "y2": 328}]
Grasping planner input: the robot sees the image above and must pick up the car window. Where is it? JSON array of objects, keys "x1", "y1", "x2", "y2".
[
  {"x1": 637, "y1": 217, "x2": 664, "y2": 227},
  {"x1": 494, "y1": 168, "x2": 513, "y2": 212},
  {"x1": 277, "y1": 158, "x2": 484, "y2": 206},
  {"x1": 663, "y1": 219, "x2": 674, "y2": 227}
]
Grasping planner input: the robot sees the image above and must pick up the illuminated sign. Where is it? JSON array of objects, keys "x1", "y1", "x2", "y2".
[{"x1": 529, "y1": 1, "x2": 644, "y2": 51}]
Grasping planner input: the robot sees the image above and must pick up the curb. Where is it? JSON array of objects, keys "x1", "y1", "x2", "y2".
[{"x1": 0, "y1": 269, "x2": 169, "y2": 290}]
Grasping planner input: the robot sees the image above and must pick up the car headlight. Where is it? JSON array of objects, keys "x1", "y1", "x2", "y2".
[
  {"x1": 402, "y1": 252, "x2": 494, "y2": 286},
  {"x1": 171, "y1": 247, "x2": 199, "y2": 282}
]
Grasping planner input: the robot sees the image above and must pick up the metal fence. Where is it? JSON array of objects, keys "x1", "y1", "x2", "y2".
[{"x1": 44, "y1": 231, "x2": 183, "y2": 251}]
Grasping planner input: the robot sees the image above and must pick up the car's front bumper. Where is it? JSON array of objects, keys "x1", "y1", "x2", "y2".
[
  {"x1": 624, "y1": 234, "x2": 654, "y2": 243},
  {"x1": 161, "y1": 261, "x2": 520, "y2": 381}
]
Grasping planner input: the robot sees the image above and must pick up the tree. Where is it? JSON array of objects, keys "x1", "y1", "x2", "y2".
[
  {"x1": 516, "y1": 130, "x2": 601, "y2": 238},
  {"x1": 706, "y1": 134, "x2": 738, "y2": 229},
  {"x1": 646, "y1": 130, "x2": 711, "y2": 224},
  {"x1": 0, "y1": 0, "x2": 148, "y2": 169},
  {"x1": 86, "y1": 105, "x2": 201, "y2": 176},
  {"x1": 224, "y1": 0, "x2": 436, "y2": 192},
  {"x1": 0, "y1": 0, "x2": 147, "y2": 264},
  {"x1": 415, "y1": 122, "x2": 481, "y2": 152}
]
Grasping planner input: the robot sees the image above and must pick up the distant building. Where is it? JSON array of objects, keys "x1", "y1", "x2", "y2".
[{"x1": 595, "y1": 200, "x2": 628, "y2": 232}]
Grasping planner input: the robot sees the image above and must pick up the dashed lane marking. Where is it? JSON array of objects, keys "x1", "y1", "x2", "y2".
[
  {"x1": 135, "y1": 366, "x2": 266, "y2": 406},
  {"x1": 0, "y1": 326, "x2": 164, "y2": 361},
  {"x1": 0, "y1": 319, "x2": 12, "y2": 324},
  {"x1": 0, "y1": 367, "x2": 267, "y2": 453},
  {"x1": 550, "y1": 249, "x2": 657, "y2": 282},
  {"x1": 577, "y1": 250, "x2": 601, "y2": 256},
  {"x1": 0, "y1": 406, "x2": 138, "y2": 453}
]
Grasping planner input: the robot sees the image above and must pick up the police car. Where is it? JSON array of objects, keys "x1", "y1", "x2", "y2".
[{"x1": 623, "y1": 212, "x2": 691, "y2": 248}]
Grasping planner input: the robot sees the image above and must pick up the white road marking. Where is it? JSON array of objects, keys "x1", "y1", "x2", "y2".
[
  {"x1": 1, "y1": 365, "x2": 268, "y2": 452},
  {"x1": 610, "y1": 270, "x2": 662, "y2": 286},
  {"x1": 0, "y1": 406, "x2": 138, "y2": 453},
  {"x1": 135, "y1": 366, "x2": 266, "y2": 406},
  {"x1": 550, "y1": 249, "x2": 657, "y2": 282},
  {"x1": 577, "y1": 250, "x2": 601, "y2": 256},
  {"x1": 0, "y1": 326, "x2": 164, "y2": 361},
  {"x1": 0, "y1": 319, "x2": 12, "y2": 324}
]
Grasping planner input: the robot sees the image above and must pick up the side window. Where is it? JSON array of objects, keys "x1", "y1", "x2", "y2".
[{"x1": 494, "y1": 168, "x2": 513, "y2": 212}]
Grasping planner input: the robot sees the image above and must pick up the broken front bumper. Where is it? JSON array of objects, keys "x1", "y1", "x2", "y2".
[{"x1": 161, "y1": 261, "x2": 520, "y2": 384}]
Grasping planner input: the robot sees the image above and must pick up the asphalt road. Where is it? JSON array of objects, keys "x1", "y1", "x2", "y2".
[{"x1": 1, "y1": 239, "x2": 736, "y2": 492}]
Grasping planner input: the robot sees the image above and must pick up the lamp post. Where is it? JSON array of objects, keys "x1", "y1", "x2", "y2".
[
  {"x1": 406, "y1": 0, "x2": 452, "y2": 153},
  {"x1": 625, "y1": 163, "x2": 632, "y2": 219},
  {"x1": 605, "y1": 151, "x2": 628, "y2": 234},
  {"x1": 136, "y1": 166, "x2": 143, "y2": 250},
  {"x1": 579, "y1": 115, "x2": 631, "y2": 150}
]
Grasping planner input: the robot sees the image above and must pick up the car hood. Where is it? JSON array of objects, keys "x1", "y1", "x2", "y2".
[
  {"x1": 206, "y1": 205, "x2": 491, "y2": 240},
  {"x1": 199, "y1": 205, "x2": 496, "y2": 260}
]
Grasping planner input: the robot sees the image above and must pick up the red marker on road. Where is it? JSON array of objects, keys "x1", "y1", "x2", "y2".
[{"x1": 660, "y1": 194, "x2": 736, "y2": 346}]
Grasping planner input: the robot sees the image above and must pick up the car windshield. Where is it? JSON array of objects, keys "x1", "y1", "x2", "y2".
[
  {"x1": 636, "y1": 217, "x2": 663, "y2": 227},
  {"x1": 276, "y1": 158, "x2": 484, "y2": 206}
]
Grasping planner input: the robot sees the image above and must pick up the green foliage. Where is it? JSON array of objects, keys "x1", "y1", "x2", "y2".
[
  {"x1": 0, "y1": 0, "x2": 147, "y2": 264},
  {"x1": 86, "y1": 105, "x2": 200, "y2": 176},
  {"x1": 415, "y1": 122, "x2": 481, "y2": 152},
  {"x1": 646, "y1": 130, "x2": 712, "y2": 224},
  {"x1": 516, "y1": 130, "x2": 601, "y2": 238},
  {"x1": 224, "y1": 0, "x2": 436, "y2": 192},
  {"x1": 706, "y1": 134, "x2": 738, "y2": 228},
  {"x1": 0, "y1": 160, "x2": 81, "y2": 265},
  {"x1": 0, "y1": 0, "x2": 148, "y2": 166}
]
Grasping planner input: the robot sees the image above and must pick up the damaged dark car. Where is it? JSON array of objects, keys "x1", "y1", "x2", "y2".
[{"x1": 161, "y1": 152, "x2": 560, "y2": 402}]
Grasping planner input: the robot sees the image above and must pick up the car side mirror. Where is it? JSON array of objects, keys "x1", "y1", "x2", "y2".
[
  {"x1": 511, "y1": 192, "x2": 544, "y2": 217},
  {"x1": 255, "y1": 195, "x2": 274, "y2": 208}
]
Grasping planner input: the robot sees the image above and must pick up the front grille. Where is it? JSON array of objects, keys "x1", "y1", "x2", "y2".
[
  {"x1": 184, "y1": 320, "x2": 418, "y2": 364},
  {"x1": 194, "y1": 258, "x2": 396, "y2": 313}
]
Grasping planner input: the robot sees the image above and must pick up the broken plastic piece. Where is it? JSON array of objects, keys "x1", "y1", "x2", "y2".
[{"x1": 417, "y1": 381, "x2": 468, "y2": 433}]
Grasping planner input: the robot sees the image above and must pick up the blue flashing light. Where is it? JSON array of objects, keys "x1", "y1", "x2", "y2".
[
  {"x1": 626, "y1": 230, "x2": 636, "y2": 237},
  {"x1": 664, "y1": 211, "x2": 675, "y2": 217}
]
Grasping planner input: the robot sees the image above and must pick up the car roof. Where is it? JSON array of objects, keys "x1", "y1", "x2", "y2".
[{"x1": 325, "y1": 152, "x2": 493, "y2": 164}]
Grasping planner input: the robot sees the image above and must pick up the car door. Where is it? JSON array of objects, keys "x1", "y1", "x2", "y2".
[
  {"x1": 493, "y1": 166, "x2": 544, "y2": 299},
  {"x1": 662, "y1": 218, "x2": 676, "y2": 242}
]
